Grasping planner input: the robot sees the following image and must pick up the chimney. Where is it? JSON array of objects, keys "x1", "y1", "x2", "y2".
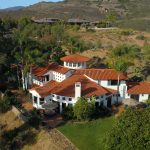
[{"x1": 75, "y1": 82, "x2": 81, "y2": 99}]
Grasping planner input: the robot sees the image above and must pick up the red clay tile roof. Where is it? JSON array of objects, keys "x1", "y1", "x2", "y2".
[
  {"x1": 75, "y1": 69, "x2": 128, "y2": 80},
  {"x1": 103, "y1": 87, "x2": 117, "y2": 94},
  {"x1": 30, "y1": 75, "x2": 117, "y2": 97},
  {"x1": 51, "y1": 75, "x2": 113, "y2": 97},
  {"x1": 60, "y1": 54, "x2": 90, "y2": 62},
  {"x1": 127, "y1": 82, "x2": 150, "y2": 94},
  {"x1": 32, "y1": 62, "x2": 72, "y2": 77},
  {"x1": 30, "y1": 80, "x2": 59, "y2": 97}
]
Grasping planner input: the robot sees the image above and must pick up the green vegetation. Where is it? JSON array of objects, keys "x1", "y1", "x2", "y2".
[
  {"x1": 105, "y1": 107, "x2": 150, "y2": 150},
  {"x1": 0, "y1": 90, "x2": 21, "y2": 113},
  {"x1": 58, "y1": 116, "x2": 115, "y2": 150},
  {"x1": 145, "y1": 99, "x2": 150, "y2": 106},
  {"x1": 105, "y1": 43, "x2": 150, "y2": 81},
  {"x1": 73, "y1": 97, "x2": 94, "y2": 121}
]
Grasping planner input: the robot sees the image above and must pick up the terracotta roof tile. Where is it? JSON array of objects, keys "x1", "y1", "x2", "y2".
[
  {"x1": 103, "y1": 87, "x2": 117, "y2": 94},
  {"x1": 30, "y1": 75, "x2": 117, "y2": 98},
  {"x1": 30, "y1": 80, "x2": 59, "y2": 97},
  {"x1": 60, "y1": 54, "x2": 90, "y2": 62},
  {"x1": 75, "y1": 69, "x2": 128, "y2": 80},
  {"x1": 32, "y1": 62, "x2": 73, "y2": 77},
  {"x1": 127, "y1": 82, "x2": 150, "y2": 94},
  {"x1": 51, "y1": 75, "x2": 113, "y2": 97}
]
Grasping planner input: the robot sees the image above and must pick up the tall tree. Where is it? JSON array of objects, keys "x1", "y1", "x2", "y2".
[{"x1": 105, "y1": 107, "x2": 150, "y2": 150}]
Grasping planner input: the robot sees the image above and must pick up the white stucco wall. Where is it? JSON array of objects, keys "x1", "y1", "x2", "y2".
[
  {"x1": 126, "y1": 93, "x2": 149, "y2": 102},
  {"x1": 32, "y1": 79, "x2": 43, "y2": 86},
  {"x1": 64, "y1": 61, "x2": 87, "y2": 69}
]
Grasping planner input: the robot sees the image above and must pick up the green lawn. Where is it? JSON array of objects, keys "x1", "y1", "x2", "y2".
[{"x1": 58, "y1": 116, "x2": 115, "y2": 150}]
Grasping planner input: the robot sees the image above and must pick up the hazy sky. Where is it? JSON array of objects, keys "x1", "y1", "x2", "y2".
[{"x1": 0, "y1": 0, "x2": 63, "y2": 9}]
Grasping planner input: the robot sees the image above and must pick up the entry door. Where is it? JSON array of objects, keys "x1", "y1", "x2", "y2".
[
  {"x1": 107, "y1": 97, "x2": 112, "y2": 107},
  {"x1": 131, "y1": 95, "x2": 139, "y2": 101}
]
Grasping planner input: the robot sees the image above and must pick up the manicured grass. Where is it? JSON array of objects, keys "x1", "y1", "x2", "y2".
[{"x1": 58, "y1": 117, "x2": 115, "y2": 150}]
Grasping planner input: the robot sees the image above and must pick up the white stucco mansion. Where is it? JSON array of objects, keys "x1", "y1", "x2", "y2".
[{"x1": 26, "y1": 54, "x2": 150, "y2": 112}]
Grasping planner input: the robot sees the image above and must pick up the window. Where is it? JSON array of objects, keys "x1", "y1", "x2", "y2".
[
  {"x1": 34, "y1": 96, "x2": 37, "y2": 104},
  {"x1": 96, "y1": 96, "x2": 99, "y2": 100},
  {"x1": 69, "y1": 98, "x2": 72, "y2": 101},
  {"x1": 142, "y1": 94, "x2": 144, "y2": 96},
  {"x1": 57, "y1": 96, "x2": 60, "y2": 99},
  {"x1": 76, "y1": 84, "x2": 80, "y2": 87},
  {"x1": 69, "y1": 63, "x2": 72, "y2": 67},
  {"x1": 109, "y1": 80, "x2": 118, "y2": 86},
  {"x1": 62, "y1": 97, "x2": 66, "y2": 100},
  {"x1": 73, "y1": 63, "x2": 76, "y2": 67},
  {"x1": 52, "y1": 95, "x2": 55, "y2": 97},
  {"x1": 101, "y1": 96, "x2": 103, "y2": 98},
  {"x1": 78, "y1": 63, "x2": 81, "y2": 67},
  {"x1": 40, "y1": 98, "x2": 44, "y2": 105},
  {"x1": 45, "y1": 75, "x2": 49, "y2": 81},
  {"x1": 98, "y1": 80, "x2": 101, "y2": 85}
]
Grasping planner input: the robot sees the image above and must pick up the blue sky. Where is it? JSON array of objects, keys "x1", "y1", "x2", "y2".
[{"x1": 0, "y1": 0, "x2": 63, "y2": 9}]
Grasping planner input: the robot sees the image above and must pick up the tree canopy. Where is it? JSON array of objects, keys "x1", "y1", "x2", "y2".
[
  {"x1": 105, "y1": 107, "x2": 150, "y2": 150},
  {"x1": 73, "y1": 97, "x2": 94, "y2": 121}
]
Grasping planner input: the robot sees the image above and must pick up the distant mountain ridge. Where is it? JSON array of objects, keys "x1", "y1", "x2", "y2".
[
  {"x1": 0, "y1": 0, "x2": 126, "y2": 20},
  {"x1": 0, "y1": 6, "x2": 25, "y2": 12}
]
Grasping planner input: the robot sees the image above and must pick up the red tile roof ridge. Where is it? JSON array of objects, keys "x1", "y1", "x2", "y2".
[
  {"x1": 75, "y1": 69, "x2": 128, "y2": 80},
  {"x1": 102, "y1": 87, "x2": 118, "y2": 94},
  {"x1": 50, "y1": 74, "x2": 111, "y2": 97},
  {"x1": 60, "y1": 54, "x2": 90, "y2": 62},
  {"x1": 29, "y1": 80, "x2": 59, "y2": 97},
  {"x1": 32, "y1": 62, "x2": 74, "y2": 77}
]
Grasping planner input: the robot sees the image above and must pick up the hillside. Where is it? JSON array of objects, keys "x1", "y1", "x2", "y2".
[
  {"x1": 0, "y1": 0, "x2": 149, "y2": 31},
  {"x1": 0, "y1": 0, "x2": 150, "y2": 31},
  {"x1": 67, "y1": 28, "x2": 150, "y2": 58}
]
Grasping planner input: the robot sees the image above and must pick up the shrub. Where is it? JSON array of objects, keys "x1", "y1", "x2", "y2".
[
  {"x1": 62, "y1": 106, "x2": 74, "y2": 120},
  {"x1": 120, "y1": 29, "x2": 133, "y2": 36},
  {"x1": 0, "y1": 96, "x2": 12, "y2": 113},
  {"x1": 28, "y1": 110, "x2": 42, "y2": 129},
  {"x1": 97, "y1": 21, "x2": 107, "y2": 28},
  {"x1": 0, "y1": 90, "x2": 22, "y2": 113},
  {"x1": 93, "y1": 106, "x2": 112, "y2": 118},
  {"x1": 136, "y1": 34, "x2": 145, "y2": 40},
  {"x1": 145, "y1": 99, "x2": 150, "y2": 106},
  {"x1": 73, "y1": 97, "x2": 94, "y2": 121}
]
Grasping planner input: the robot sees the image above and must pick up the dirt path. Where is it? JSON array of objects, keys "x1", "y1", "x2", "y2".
[
  {"x1": 0, "y1": 109, "x2": 77, "y2": 150},
  {"x1": 23, "y1": 128, "x2": 78, "y2": 150}
]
